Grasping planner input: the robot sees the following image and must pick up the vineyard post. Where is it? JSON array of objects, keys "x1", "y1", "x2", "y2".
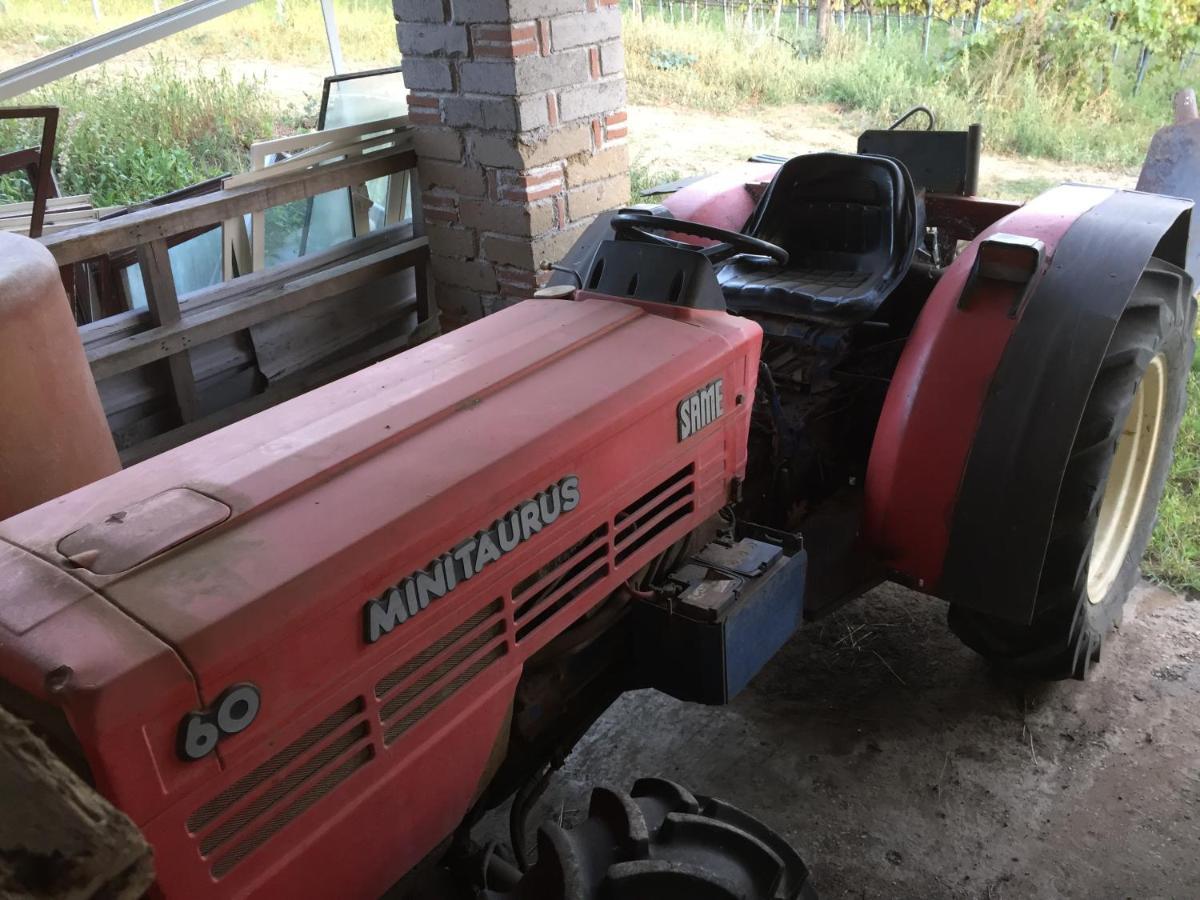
[
  {"x1": 816, "y1": 0, "x2": 831, "y2": 45},
  {"x1": 1135, "y1": 45, "x2": 1151, "y2": 94},
  {"x1": 922, "y1": 0, "x2": 932, "y2": 58}
]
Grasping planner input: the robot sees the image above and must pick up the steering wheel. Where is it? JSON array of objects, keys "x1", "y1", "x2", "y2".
[{"x1": 611, "y1": 211, "x2": 789, "y2": 267}]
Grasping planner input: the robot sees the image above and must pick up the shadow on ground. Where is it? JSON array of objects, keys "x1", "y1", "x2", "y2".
[{"x1": 519, "y1": 581, "x2": 1200, "y2": 899}]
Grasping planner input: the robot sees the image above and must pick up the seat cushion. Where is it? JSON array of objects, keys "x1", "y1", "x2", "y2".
[{"x1": 719, "y1": 152, "x2": 921, "y2": 326}]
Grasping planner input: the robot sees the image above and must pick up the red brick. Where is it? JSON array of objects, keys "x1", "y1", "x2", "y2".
[
  {"x1": 474, "y1": 40, "x2": 537, "y2": 58},
  {"x1": 590, "y1": 117, "x2": 603, "y2": 149},
  {"x1": 554, "y1": 195, "x2": 567, "y2": 228},
  {"x1": 605, "y1": 110, "x2": 628, "y2": 126},
  {"x1": 546, "y1": 92, "x2": 559, "y2": 127},
  {"x1": 605, "y1": 124, "x2": 628, "y2": 142},
  {"x1": 506, "y1": 183, "x2": 558, "y2": 202},
  {"x1": 600, "y1": 0, "x2": 620, "y2": 6},
  {"x1": 496, "y1": 265, "x2": 538, "y2": 297},
  {"x1": 473, "y1": 23, "x2": 537, "y2": 42},
  {"x1": 424, "y1": 206, "x2": 459, "y2": 224},
  {"x1": 472, "y1": 22, "x2": 538, "y2": 58},
  {"x1": 499, "y1": 165, "x2": 564, "y2": 203},
  {"x1": 423, "y1": 192, "x2": 459, "y2": 224},
  {"x1": 588, "y1": 47, "x2": 601, "y2": 79},
  {"x1": 409, "y1": 108, "x2": 442, "y2": 125},
  {"x1": 537, "y1": 18, "x2": 552, "y2": 55},
  {"x1": 407, "y1": 92, "x2": 442, "y2": 125},
  {"x1": 407, "y1": 92, "x2": 441, "y2": 109}
]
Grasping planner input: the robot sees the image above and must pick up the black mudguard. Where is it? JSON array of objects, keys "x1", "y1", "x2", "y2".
[{"x1": 940, "y1": 190, "x2": 1192, "y2": 624}]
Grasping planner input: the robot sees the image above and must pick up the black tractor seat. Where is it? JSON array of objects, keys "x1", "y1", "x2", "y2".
[{"x1": 717, "y1": 152, "x2": 924, "y2": 326}]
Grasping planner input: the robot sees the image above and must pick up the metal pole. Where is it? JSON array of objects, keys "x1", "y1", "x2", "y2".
[
  {"x1": 320, "y1": 0, "x2": 345, "y2": 75},
  {"x1": 0, "y1": 0, "x2": 258, "y2": 101}
]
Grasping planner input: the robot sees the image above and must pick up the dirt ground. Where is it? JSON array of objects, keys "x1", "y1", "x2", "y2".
[
  {"x1": 628, "y1": 103, "x2": 1139, "y2": 200},
  {"x1": 508, "y1": 580, "x2": 1200, "y2": 899}
]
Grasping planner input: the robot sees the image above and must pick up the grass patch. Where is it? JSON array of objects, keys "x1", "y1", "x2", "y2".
[
  {"x1": 0, "y1": 0, "x2": 398, "y2": 68},
  {"x1": 0, "y1": 61, "x2": 284, "y2": 207},
  {"x1": 623, "y1": 14, "x2": 1183, "y2": 169},
  {"x1": 1148, "y1": 360, "x2": 1200, "y2": 596},
  {"x1": 629, "y1": 161, "x2": 681, "y2": 203}
]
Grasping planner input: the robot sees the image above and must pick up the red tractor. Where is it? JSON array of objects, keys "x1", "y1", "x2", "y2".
[{"x1": 0, "y1": 112, "x2": 1195, "y2": 899}]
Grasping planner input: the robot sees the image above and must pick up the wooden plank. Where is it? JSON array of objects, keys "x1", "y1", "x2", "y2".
[
  {"x1": 136, "y1": 240, "x2": 200, "y2": 423},
  {"x1": 408, "y1": 169, "x2": 437, "y2": 325},
  {"x1": 246, "y1": 115, "x2": 407, "y2": 159},
  {"x1": 0, "y1": 194, "x2": 91, "y2": 217},
  {"x1": 81, "y1": 224, "x2": 411, "y2": 350},
  {"x1": 385, "y1": 170, "x2": 409, "y2": 225},
  {"x1": 249, "y1": 268, "x2": 415, "y2": 382},
  {"x1": 221, "y1": 215, "x2": 250, "y2": 279},
  {"x1": 43, "y1": 146, "x2": 417, "y2": 266},
  {"x1": 223, "y1": 132, "x2": 409, "y2": 191},
  {"x1": 90, "y1": 236, "x2": 428, "y2": 381}
]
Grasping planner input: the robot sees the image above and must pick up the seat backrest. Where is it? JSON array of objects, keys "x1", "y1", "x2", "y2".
[{"x1": 745, "y1": 152, "x2": 914, "y2": 277}]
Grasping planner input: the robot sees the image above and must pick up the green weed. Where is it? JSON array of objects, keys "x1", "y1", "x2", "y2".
[
  {"x1": 621, "y1": 14, "x2": 1185, "y2": 169},
  {"x1": 0, "y1": 61, "x2": 281, "y2": 207},
  {"x1": 0, "y1": 0, "x2": 398, "y2": 67},
  {"x1": 629, "y1": 162, "x2": 682, "y2": 203},
  {"x1": 1148, "y1": 369, "x2": 1200, "y2": 596}
]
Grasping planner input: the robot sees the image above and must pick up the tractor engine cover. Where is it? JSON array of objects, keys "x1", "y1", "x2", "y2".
[{"x1": 0, "y1": 292, "x2": 761, "y2": 899}]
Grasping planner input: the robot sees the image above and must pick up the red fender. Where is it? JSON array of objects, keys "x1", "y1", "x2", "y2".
[
  {"x1": 863, "y1": 185, "x2": 1114, "y2": 591},
  {"x1": 661, "y1": 162, "x2": 778, "y2": 236}
]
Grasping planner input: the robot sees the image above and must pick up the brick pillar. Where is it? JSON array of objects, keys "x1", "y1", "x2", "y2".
[{"x1": 394, "y1": 0, "x2": 629, "y2": 326}]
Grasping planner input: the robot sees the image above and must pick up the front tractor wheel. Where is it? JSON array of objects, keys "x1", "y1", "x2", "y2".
[
  {"x1": 950, "y1": 259, "x2": 1196, "y2": 679},
  {"x1": 481, "y1": 778, "x2": 817, "y2": 900}
]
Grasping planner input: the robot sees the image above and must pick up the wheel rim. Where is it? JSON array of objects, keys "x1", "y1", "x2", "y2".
[{"x1": 1087, "y1": 353, "x2": 1167, "y2": 601}]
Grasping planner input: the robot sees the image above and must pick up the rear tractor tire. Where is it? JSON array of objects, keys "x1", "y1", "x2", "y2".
[
  {"x1": 949, "y1": 259, "x2": 1196, "y2": 680},
  {"x1": 481, "y1": 778, "x2": 817, "y2": 900}
]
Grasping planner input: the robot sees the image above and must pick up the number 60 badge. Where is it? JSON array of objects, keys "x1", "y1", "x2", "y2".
[{"x1": 177, "y1": 683, "x2": 261, "y2": 762}]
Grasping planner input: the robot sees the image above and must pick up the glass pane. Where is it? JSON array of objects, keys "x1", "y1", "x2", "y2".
[
  {"x1": 262, "y1": 190, "x2": 355, "y2": 267},
  {"x1": 122, "y1": 226, "x2": 224, "y2": 310},
  {"x1": 323, "y1": 70, "x2": 410, "y2": 230},
  {"x1": 323, "y1": 72, "x2": 408, "y2": 130}
]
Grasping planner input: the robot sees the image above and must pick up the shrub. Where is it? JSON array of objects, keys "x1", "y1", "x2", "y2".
[{"x1": 0, "y1": 61, "x2": 282, "y2": 207}]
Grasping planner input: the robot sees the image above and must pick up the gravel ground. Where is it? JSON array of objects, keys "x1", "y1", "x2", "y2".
[{"x1": 514, "y1": 580, "x2": 1200, "y2": 899}]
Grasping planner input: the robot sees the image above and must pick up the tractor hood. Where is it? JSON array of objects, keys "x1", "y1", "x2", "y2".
[{"x1": 0, "y1": 293, "x2": 760, "y2": 823}]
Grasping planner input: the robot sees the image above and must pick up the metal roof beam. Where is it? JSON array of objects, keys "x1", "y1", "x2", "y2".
[{"x1": 0, "y1": 0, "x2": 259, "y2": 101}]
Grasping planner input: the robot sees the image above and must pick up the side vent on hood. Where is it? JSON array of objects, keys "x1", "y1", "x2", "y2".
[
  {"x1": 514, "y1": 524, "x2": 610, "y2": 642},
  {"x1": 187, "y1": 696, "x2": 373, "y2": 880},
  {"x1": 374, "y1": 598, "x2": 507, "y2": 746},
  {"x1": 614, "y1": 463, "x2": 695, "y2": 564}
]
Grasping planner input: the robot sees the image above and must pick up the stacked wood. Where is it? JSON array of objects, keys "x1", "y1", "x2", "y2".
[
  {"x1": 0, "y1": 195, "x2": 121, "y2": 237},
  {"x1": 39, "y1": 127, "x2": 432, "y2": 464}
]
